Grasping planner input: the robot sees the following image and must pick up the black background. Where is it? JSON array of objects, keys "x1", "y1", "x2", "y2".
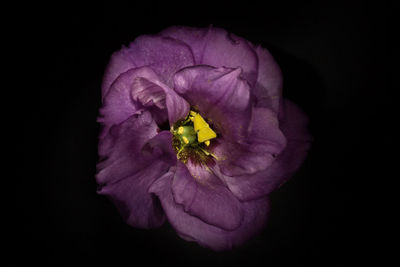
[{"x1": 14, "y1": 1, "x2": 390, "y2": 266}]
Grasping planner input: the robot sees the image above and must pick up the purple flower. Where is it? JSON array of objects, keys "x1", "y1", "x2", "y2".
[{"x1": 96, "y1": 26, "x2": 312, "y2": 250}]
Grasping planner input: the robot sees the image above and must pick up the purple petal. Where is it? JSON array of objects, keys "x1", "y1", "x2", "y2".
[
  {"x1": 149, "y1": 171, "x2": 270, "y2": 251},
  {"x1": 212, "y1": 107, "x2": 287, "y2": 176},
  {"x1": 96, "y1": 111, "x2": 176, "y2": 228},
  {"x1": 130, "y1": 70, "x2": 190, "y2": 126},
  {"x1": 174, "y1": 65, "x2": 252, "y2": 142},
  {"x1": 171, "y1": 161, "x2": 243, "y2": 231},
  {"x1": 98, "y1": 67, "x2": 189, "y2": 138},
  {"x1": 161, "y1": 26, "x2": 258, "y2": 87},
  {"x1": 101, "y1": 48, "x2": 136, "y2": 98},
  {"x1": 98, "y1": 160, "x2": 167, "y2": 228},
  {"x1": 97, "y1": 110, "x2": 157, "y2": 163},
  {"x1": 251, "y1": 44, "x2": 283, "y2": 113},
  {"x1": 247, "y1": 107, "x2": 287, "y2": 154},
  {"x1": 132, "y1": 77, "x2": 166, "y2": 109},
  {"x1": 217, "y1": 100, "x2": 312, "y2": 201},
  {"x1": 125, "y1": 35, "x2": 195, "y2": 88},
  {"x1": 211, "y1": 139, "x2": 275, "y2": 177},
  {"x1": 160, "y1": 26, "x2": 210, "y2": 64},
  {"x1": 102, "y1": 35, "x2": 195, "y2": 97},
  {"x1": 99, "y1": 68, "x2": 145, "y2": 139},
  {"x1": 130, "y1": 76, "x2": 168, "y2": 126}
]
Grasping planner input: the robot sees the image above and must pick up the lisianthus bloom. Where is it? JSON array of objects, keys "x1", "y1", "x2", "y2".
[{"x1": 96, "y1": 26, "x2": 311, "y2": 250}]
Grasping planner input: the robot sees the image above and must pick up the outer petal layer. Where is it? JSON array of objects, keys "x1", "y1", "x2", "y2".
[
  {"x1": 171, "y1": 161, "x2": 243, "y2": 231},
  {"x1": 96, "y1": 111, "x2": 176, "y2": 228},
  {"x1": 161, "y1": 26, "x2": 258, "y2": 87},
  {"x1": 98, "y1": 160, "x2": 167, "y2": 228},
  {"x1": 218, "y1": 100, "x2": 312, "y2": 201},
  {"x1": 101, "y1": 48, "x2": 136, "y2": 99},
  {"x1": 212, "y1": 107, "x2": 287, "y2": 176},
  {"x1": 149, "y1": 170, "x2": 270, "y2": 251},
  {"x1": 102, "y1": 35, "x2": 195, "y2": 97},
  {"x1": 124, "y1": 35, "x2": 194, "y2": 88},
  {"x1": 251, "y1": 44, "x2": 283, "y2": 113}
]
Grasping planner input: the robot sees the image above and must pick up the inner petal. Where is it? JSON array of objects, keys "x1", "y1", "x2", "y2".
[{"x1": 173, "y1": 65, "x2": 252, "y2": 143}]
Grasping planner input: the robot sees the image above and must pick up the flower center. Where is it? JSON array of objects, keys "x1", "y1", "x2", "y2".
[{"x1": 171, "y1": 110, "x2": 218, "y2": 164}]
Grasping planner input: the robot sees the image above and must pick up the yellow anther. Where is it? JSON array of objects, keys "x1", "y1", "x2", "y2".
[
  {"x1": 182, "y1": 136, "x2": 189, "y2": 144},
  {"x1": 190, "y1": 111, "x2": 197, "y2": 116},
  {"x1": 204, "y1": 140, "x2": 210, "y2": 146},
  {"x1": 177, "y1": 126, "x2": 184, "y2": 135},
  {"x1": 197, "y1": 127, "x2": 217, "y2": 143},
  {"x1": 191, "y1": 112, "x2": 217, "y2": 143},
  {"x1": 193, "y1": 113, "x2": 208, "y2": 132}
]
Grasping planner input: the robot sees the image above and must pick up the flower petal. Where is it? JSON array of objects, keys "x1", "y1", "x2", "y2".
[
  {"x1": 161, "y1": 26, "x2": 258, "y2": 86},
  {"x1": 130, "y1": 71, "x2": 190, "y2": 126},
  {"x1": 248, "y1": 107, "x2": 287, "y2": 149},
  {"x1": 212, "y1": 107, "x2": 287, "y2": 176},
  {"x1": 97, "y1": 124, "x2": 176, "y2": 188},
  {"x1": 149, "y1": 171, "x2": 270, "y2": 251},
  {"x1": 217, "y1": 100, "x2": 312, "y2": 201},
  {"x1": 251, "y1": 44, "x2": 283, "y2": 113},
  {"x1": 98, "y1": 67, "x2": 189, "y2": 138},
  {"x1": 98, "y1": 160, "x2": 167, "y2": 228},
  {"x1": 171, "y1": 161, "x2": 243, "y2": 231},
  {"x1": 102, "y1": 35, "x2": 195, "y2": 97},
  {"x1": 96, "y1": 111, "x2": 176, "y2": 228},
  {"x1": 97, "y1": 110, "x2": 157, "y2": 164},
  {"x1": 174, "y1": 65, "x2": 252, "y2": 142},
  {"x1": 125, "y1": 35, "x2": 195, "y2": 88},
  {"x1": 130, "y1": 78, "x2": 167, "y2": 126},
  {"x1": 160, "y1": 26, "x2": 210, "y2": 64},
  {"x1": 101, "y1": 48, "x2": 136, "y2": 98}
]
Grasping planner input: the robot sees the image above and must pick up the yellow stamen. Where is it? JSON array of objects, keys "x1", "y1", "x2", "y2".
[
  {"x1": 176, "y1": 146, "x2": 184, "y2": 159},
  {"x1": 199, "y1": 147, "x2": 219, "y2": 160},
  {"x1": 199, "y1": 147, "x2": 210, "y2": 155},
  {"x1": 197, "y1": 127, "x2": 217, "y2": 143},
  {"x1": 182, "y1": 136, "x2": 189, "y2": 144},
  {"x1": 172, "y1": 110, "x2": 218, "y2": 164},
  {"x1": 193, "y1": 113, "x2": 208, "y2": 132},
  {"x1": 210, "y1": 152, "x2": 219, "y2": 160},
  {"x1": 192, "y1": 112, "x2": 217, "y2": 143}
]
